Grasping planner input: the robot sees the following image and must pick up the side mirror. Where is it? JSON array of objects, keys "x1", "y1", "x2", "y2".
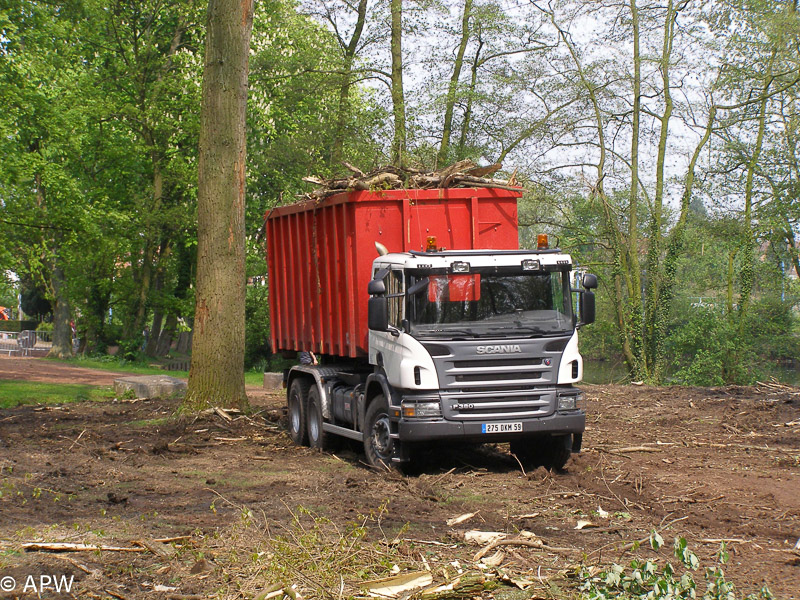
[
  {"x1": 580, "y1": 291, "x2": 596, "y2": 326},
  {"x1": 582, "y1": 273, "x2": 598, "y2": 289},
  {"x1": 368, "y1": 296, "x2": 389, "y2": 331},
  {"x1": 368, "y1": 279, "x2": 386, "y2": 296}
]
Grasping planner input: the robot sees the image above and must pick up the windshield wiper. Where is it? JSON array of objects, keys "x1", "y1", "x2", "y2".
[
  {"x1": 491, "y1": 325, "x2": 558, "y2": 335},
  {"x1": 415, "y1": 328, "x2": 476, "y2": 338}
]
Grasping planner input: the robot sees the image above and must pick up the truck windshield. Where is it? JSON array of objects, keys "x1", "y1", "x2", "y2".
[{"x1": 406, "y1": 270, "x2": 573, "y2": 339}]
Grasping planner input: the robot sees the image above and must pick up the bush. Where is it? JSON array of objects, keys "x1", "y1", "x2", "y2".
[
  {"x1": 0, "y1": 320, "x2": 38, "y2": 333},
  {"x1": 666, "y1": 295, "x2": 799, "y2": 386},
  {"x1": 745, "y1": 296, "x2": 800, "y2": 362},
  {"x1": 667, "y1": 305, "x2": 757, "y2": 385}
]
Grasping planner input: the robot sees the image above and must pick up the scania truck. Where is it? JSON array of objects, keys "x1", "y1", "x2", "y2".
[{"x1": 265, "y1": 188, "x2": 596, "y2": 470}]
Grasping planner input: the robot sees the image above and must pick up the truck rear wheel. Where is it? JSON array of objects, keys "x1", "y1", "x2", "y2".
[
  {"x1": 364, "y1": 395, "x2": 394, "y2": 469},
  {"x1": 288, "y1": 379, "x2": 310, "y2": 446},
  {"x1": 510, "y1": 434, "x2": 573, "y2": 472},
  {"x1": 307, "y1": 384, "x2": 337, "y2": 451}
]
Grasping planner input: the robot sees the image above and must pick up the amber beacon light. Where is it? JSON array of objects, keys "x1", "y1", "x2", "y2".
[{"x1": 537, "y1": 233, "x2": 549, "y2": 250}]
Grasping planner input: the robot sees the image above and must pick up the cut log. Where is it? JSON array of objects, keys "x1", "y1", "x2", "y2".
[{"x1": 466, "y1": 163, "x2": 502, "y2": 177}]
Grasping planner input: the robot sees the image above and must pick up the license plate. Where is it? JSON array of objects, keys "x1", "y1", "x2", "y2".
[{"x1": 482, "y1": 422, "x2": 523, "y2": 434}]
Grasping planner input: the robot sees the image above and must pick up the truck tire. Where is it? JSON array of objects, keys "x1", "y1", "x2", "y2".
[
  {"x1": 307, "y1": 384, "x2": 337, "y2": 451},
  {"x1": 288, "y1": 378, "x2": 310, "y2": 446},
  {"x1": 510, "y1": 434, "x2": 573, "y2": 472},
  {"x1": 364, "y1": 394, "x2": 394, "y2": 469}
]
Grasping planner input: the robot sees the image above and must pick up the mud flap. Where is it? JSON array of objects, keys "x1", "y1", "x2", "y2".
[
  {"x1": 571, "y1": 433, "x2": 583, "y2": 453},
  {"x1": 391, "y1": 438, "x2": 411, "y2": 464}
]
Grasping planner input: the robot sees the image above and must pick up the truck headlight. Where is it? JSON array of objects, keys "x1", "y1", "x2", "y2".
[
  {"x1": 557, "y1": 391, "x2": 585, "y2": 411},
  {"x1": 401, "y1": 401, "x2": 442, "y2": 418},
  {"x1": 522, "y1": 259, "x2": 540, "y2": 271}
]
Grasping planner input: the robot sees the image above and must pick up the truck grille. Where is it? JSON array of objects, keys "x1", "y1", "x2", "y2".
[{"x1": 424, "y1": 336, "x2": 569, "y2": 420}]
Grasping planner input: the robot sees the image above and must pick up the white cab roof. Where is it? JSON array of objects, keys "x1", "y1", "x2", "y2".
[{"x1": 374, "y1": 250, "x2": 573, "y2": 270}]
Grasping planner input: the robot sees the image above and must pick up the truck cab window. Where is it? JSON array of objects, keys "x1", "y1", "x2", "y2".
[
  {"x1": 407, "y1": 270, "x2": 573, "y2": 339},
  {"x1": 385, "y1": 269, "x2": 404, "y2": 329}
]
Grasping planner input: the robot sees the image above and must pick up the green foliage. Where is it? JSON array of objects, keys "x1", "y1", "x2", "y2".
[
  {"x1": 667, "y1": 305, "x2": 755, "y2": 386},
  {"x1": 0, "y1": 320, "x2": 37, "y2": 333},
  {"x1": 745, "y1": 296, "x2": 800, "y2": 362},
  {"x1": 666, "y1": 293, "x2": 799, "y2": 386},
  {"x1": 579, "y1": 535, "x2": 773, "y2": 600},
  {"x1": 0, "y1": 275, "x2": 16, "y2": 308},
  {"x1": 245, "y1": 282, "x2": 271, "y2": 369}
]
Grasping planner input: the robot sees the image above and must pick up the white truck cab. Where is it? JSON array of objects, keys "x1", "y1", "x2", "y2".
[{"x1": 362, "y1": 248, "x2": 597, "y2": 469}]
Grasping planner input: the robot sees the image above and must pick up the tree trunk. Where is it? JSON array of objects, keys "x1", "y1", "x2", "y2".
[
  {"x1": 157, "y1": 313, "x2": 178, "y2": 356},
  {"x1": 177, "y1": 329, "x2": 192, "y2": 354},
  {"x1": 146, "y1": 307, "x2": 163, "y2": 356},
  {"x1": 390, "y1": 0, "x2": 406, "y2": 165},
  {"x1": 438, "y1": 0, "x2": 472, "y2": 166},
  {"x1": 145, "y1": 272, "x2": 164, "y2": 356},
  {"x1": 625, "y1": 0, "x2": 644, "y2": 377},
  {"x1": 48, "y1": 264, "x2": 73, "y2": 359},
  {"x1": 737, "y1": 51, "x2": 774, "y2": 329},
  {"x1": 642, "y1": 0, "x2": 675, "y2": 381},
  {"x1": 652, "y1": 106, "x2": 716, "y2": 382},
  {"x1": 182, "y1": 0, "x2": 253, "y2": 412},
  {"x1": 330, "y1": 0, "x2": 368, "y2": 168},
  {"x1": 457, "y1": 32, "x2": 483, "y2": 160}
]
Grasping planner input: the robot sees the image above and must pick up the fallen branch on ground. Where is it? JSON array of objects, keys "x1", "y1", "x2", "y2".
[
  {"x1": 22, "y1": 542, "x2": 148, "y2": 553},
  {"x1": 474, "y1": 535, "x2": 575, "y2": 561}
]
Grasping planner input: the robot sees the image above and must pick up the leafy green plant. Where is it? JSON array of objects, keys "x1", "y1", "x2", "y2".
[
  {"x1": 667, "y1": 305, "x2": 758, "y2": 385},
  {"x1": 245, "y1": 282, "x2": 271, "y2": 369},
  {"x1": 578, "y1": 533, "x2": 772, "y2": 600}
]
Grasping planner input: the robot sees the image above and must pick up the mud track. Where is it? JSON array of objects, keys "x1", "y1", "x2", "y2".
[{"x1": 0, "y1": 356, "x2": 798, "y2": 599}]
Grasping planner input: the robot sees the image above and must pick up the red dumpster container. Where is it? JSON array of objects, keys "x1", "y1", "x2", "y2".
[{"x1": 265, "y1": 187, "x2": 521, "y2": 358}]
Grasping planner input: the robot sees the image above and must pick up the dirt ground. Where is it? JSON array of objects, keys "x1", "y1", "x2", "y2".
[{"x1": 0, "y1": 356, "x2": 798, "y2": 600}]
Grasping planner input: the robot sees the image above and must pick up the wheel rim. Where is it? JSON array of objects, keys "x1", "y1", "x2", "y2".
[
  {"x1": 289, "y1": 394, "x2": 301, "y2": 434},
  {"x1": 370, "y1": 414, "x2": 392, "y2": 459},
  {"x1": 308, "y1": 403, "x2": 319, "y2": 442}
]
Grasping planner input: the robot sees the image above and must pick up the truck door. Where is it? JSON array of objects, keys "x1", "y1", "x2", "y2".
[{"x1": 369, "y1": 268, "x2": 407, "y2": 387}]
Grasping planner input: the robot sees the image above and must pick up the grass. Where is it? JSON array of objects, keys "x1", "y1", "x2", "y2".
[
  {"x1": 47, "y1": 356, "x2": 268, "y2": 387},
  {"x1": 0, "y1": 381, "x2": 115, "y2": 408},
  {"x1": 48, "y1": 356, "x2": 189, "y2": 378}
]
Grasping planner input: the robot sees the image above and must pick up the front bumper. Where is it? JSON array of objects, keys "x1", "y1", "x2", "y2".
[{"x1": 397, "y1": 410, "x2": 585, "y2": 443}]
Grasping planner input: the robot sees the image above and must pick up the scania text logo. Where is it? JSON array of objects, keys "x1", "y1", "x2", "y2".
[{"x1": 476, "y1": 344, "x2": 522, "y2": 354}]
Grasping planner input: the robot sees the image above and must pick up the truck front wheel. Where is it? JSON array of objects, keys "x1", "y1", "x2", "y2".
[
  {"x1": 288, "y1": 379, "x2": 310, "y2": 446},
  {"x1": 510, "y1": 434, "x2": 573, "y2": 472},
  {"x1": 364, "y1": 395, "x2": 393, "y2": 469}
]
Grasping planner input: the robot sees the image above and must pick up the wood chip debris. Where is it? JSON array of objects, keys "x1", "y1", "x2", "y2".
[
  {"x1": 300, "y1": 160, "x2": 522, "y2": 202},
  {"x1": 446, "y1": 512, "x2": 478, "y2": 526},
  {"x1": 464, "y1": 530, "x2": 507, "y2": 546},
  {"x1": 359, "y1": 570, "x2": 433, "y2": 598},
  {"x1": 479, "y1": 549, "x2": 505, "y2": 567}
]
